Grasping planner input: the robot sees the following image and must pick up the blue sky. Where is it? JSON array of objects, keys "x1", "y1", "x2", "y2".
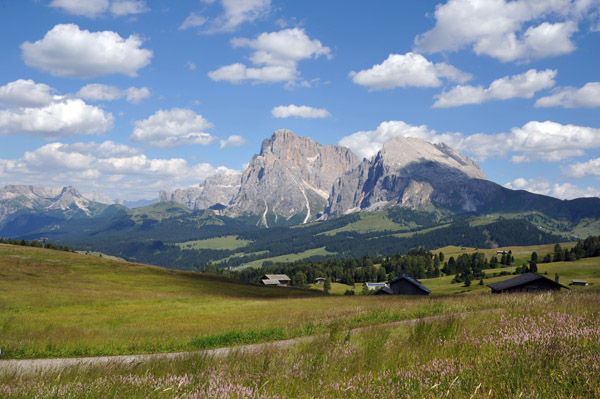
[{"x1": 0, "y1": 0, "x2": 599, "y2": 201}]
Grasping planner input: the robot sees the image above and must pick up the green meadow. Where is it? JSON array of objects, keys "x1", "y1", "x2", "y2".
[{"x1": 1, "y1": 242, "x2": 600, "y2": 397}]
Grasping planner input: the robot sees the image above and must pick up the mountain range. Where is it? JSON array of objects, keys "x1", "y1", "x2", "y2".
[{"x1": 1, "y1": 129, "x2": 599, "y2": 268}]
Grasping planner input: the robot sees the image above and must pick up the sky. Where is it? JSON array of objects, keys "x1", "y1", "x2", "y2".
[{"x1": 0, "y1": 0, "x2": 599, "y2": 201}]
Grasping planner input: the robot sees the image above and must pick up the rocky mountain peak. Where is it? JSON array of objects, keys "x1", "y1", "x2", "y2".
[
  {"x1": 378, "y1": 136, "x2": 486, "y2": 180},
  {"x1": 227, "y1": 130, "x2": 360, "y2": 226},
  {"x1": 326, "y1": 136, "x2": 490, "y2": 216}
]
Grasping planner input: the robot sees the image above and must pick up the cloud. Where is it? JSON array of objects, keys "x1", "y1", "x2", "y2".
[
  {"x1": 0, "y1": 141, "x2": 236, "y2": 200},
  {"x1": 110, "y1": 0, "x2": 149, "y2": 17},
  {"x1": 185, "y1": 61, "x2": 197, "y2": 71},
  {"x1": 433, "y1": 69, "x2": 557, "y2": 108},
  {"x1": 350, "y1": 52, "x2": 472, "y2": 91},
  {"x1": 130, "y1": 108, "x2": 216, "y2": 148},
  {"x1": 219, "y1": 135, "x2": 247, "y2": 149},
  {"x1": 338, "y1": 120, "x2": 600, "y2": 163},
  {"x1": 182, "y1": 0, "x2": 271, "y2": 33},
  {"x1": 0, "y1": 79, "x2": 59, "y2": 108},
  {"x1": 535, "y1": 82, "x2": 600, "y2": 107},
  {"x1": 208, "y1": 28, "x2": 330, "y2": 86},
  {"x1": 271, "y1": 104, "x2": 331, "y2": 119},
  {"x1": 0, "y1": 81, "x2": 114, "y2": 142},
  {"x1": 125, "y1": 87, "x2": 151, "y2": 103},
  {"x1": 414, "y1": 0, "x2": 596, "y2": 62},
  {"x1": 50, "y1": 0, "x2": 148, "y2": 17},
  {"x1": 179, "y1": 12, "x2": 207, "y2": 30},
  {"x1": 49, "y1": 0, "x2": 109, "y2": 18},
  {"x1": 21, "y1": 24, "x2": 153, "y2": 79},
  {"x1": 76, "y1": 84, "x2": 151, "y2": 104},
  {"x1": 563, "y1": 158, "x2": 600, "y2": 178},
  {"x1": 505, "y1": 177, "x2": 600, "y2": 199},
  {"x1": 339, "y1": 121, "x2": 461, "y2": 160}
]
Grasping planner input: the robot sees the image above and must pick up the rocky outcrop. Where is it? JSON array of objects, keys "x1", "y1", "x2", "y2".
[
  {"x1": 159, "y1": 173, "x2": 242, "y2": 210},
  {"x1": 227, "y1": 129, "x2": 360, "y2": 226},
  {"x1": 325, "y1": 136, "x2": 490, "y2": 215}
]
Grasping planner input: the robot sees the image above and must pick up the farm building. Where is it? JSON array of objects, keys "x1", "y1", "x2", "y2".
[
  {"x1": 375, "y1": 274, "x2": 431, "y2": 295},
  {"x1": 364, "y1": 282, "x2": 387, "y2": 290},
  {"x1": 314, "y1": 277, "x2": 326, "y2": 284},
  {"x1": 487, "y1": 272, "x2": 570, "y2": 294},
  {"x1": 260, "y1": 274, "x2": 291, "y2": 286},
  {"x1": 570, "y1": 280, "x2": 589, "y2": 286}
]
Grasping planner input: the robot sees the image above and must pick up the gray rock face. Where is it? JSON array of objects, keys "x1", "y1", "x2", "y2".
[
  {"x1": 159, "y1": 173, "x2": 242, "y2": 210},
  {"x1": 227, "y1": 129, "x2": 360, "y2": 226},
  {"x1": 326, "y1": 136, "x2": 488, "y2": 215},
  {"x1": 0, "y1": 185, "x2": 95, "y2": 225}
]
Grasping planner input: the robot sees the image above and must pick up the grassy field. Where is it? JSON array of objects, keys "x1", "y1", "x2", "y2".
[
  {"x1": 232, "y1": 246, "x2": 336, "y2": 270},
  {"x1": 177, "y1": 235, "x2": 251, "y2": 251},
  {"x1": 2, "y1": 291, "x2": 599, "y2": 398},
  {"x1": 2, "y1": 242, "x2": 599, "y2": 364}
]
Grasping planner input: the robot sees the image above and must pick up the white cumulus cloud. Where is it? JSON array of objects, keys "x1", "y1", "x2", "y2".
[
  {"x1": 219, "y1": 135, "x2": 247, "y2": 149},
  {"x1": 77, "y1": 84, "x2": 151, "y2": 104},
  {"x1": 50, "y1": 0, "x2": 148, "y2": 17},
  {"x1": 505, "y1": 177, "x2": 600, "y2": 199},
  {"x1": 350, "y1": 52, "x2": 472, "y2": 91},
  {"x1": 434, "y1": 69, "x2": 557, "y2": 108},
  {"x1": 130, "y1": 108, "x2": 216, "y2": 148},
  {"x1": 0, "y1": 141, "x2": 236, "y2": 200},
  {"x1": 181, "y1": 0, "x2": 271, "y2": 33},
  {"x1": 0, "y1": 79, "x2": 59, "y2": 108},
  {"x1": 535, "y1": 82, "x2": 600, "y2": 108},
  {"x1": 21, "y1": 24, "x2": 153, "y2": 79},
  {"x1": 208, "y1": 28, "x2": 330, "y2": 86},
  {"x1": 271, "y1": 104, "x2": 331, "y2": 119},
  {"x1": 338, "y1": 120, "x2": 600, "y2": 163},
  {"x1": 563, "y1": 158, "x2": 600, "y2": 178},
  {"x1": 414, "y1": 0, "x2": 596, "y2": 62}
]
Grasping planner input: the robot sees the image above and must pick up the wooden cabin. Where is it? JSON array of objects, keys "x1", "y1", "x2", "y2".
[{"x1": 487, "y1": 272, "x2": 570, "y2": 294}]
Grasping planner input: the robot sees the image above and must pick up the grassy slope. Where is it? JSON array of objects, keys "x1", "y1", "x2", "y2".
[
  {"x1": 3, "y1": 242, "x2": 600, "y2": 361},
  {"x1": 176, "y1": 236, "x2": 251, "y2": 251}
]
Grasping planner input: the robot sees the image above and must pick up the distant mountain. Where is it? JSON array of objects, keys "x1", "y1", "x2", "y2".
[
  {"x1": 159, "y1": 172, "x2": 241, "y2": 211},
  {"x1": 0, "y1": 185, "x2": 108, "y2": 237}
]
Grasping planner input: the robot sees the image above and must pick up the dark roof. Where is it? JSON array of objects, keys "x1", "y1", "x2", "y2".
[
  {"x1": 487, "y1": 272, "x2": 570, "y2": 291},
  {"x1": 389, "y1": 274, "x2": 432, "y2": 294},
  {"x1": 374, "y1": 287, "x2": 393, "y2": 295}
]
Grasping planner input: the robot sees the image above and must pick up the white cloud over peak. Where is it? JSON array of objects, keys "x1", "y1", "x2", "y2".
[
  {"x1": 76, "y1": 84, "x2": 151, "y2": 104},
  {"x1": 338, "y1": 120, "x2": 600, "y2": 163},
  {"x1": 414, "y1": 0, "x2": 596, "y2": 62},
  {"x1": 504, "y1": 177, "x2": 600, "y2": 199},
  {"x1": 130, "y1": 108, "x2": 216, "y2": 148},
  {"x1": 21, "y1": 24, "x2": 153, "y2": 79},
  {"x1": 563, "y1": 158, "x2": 600, "y2": 178},
  {"x1": 535, "y1": 82, "x2": 600, "y2": 107},
  {"x1": 219, "y1": 135, "x2": 247, "y2": 149},
  {"x1": 433, "y1": 69, "x2": 557, "y2": 108},
  {"x1": 208, "y1": 28, "x2": 331, "y2": 86},
  {"x1": 271, "y1": 104, "x2": 331, "y2": 119},
  {"x1": 339, "y1": 121, "x2": 461, "y2": 160},
  {"x1": 0, "y1": 141, "x2": 235, "y2": 200},
  {"x1": 50, "y1": 0, "x2": 148, "y2": 18},
  {"x1": 350, "y1": 52, "x2": 472, "y2": 91},
  {"x1": 0, "y1": 79, "x2": 58, "y2": 108}
]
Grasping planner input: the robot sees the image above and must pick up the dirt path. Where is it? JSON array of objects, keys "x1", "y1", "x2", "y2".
[{"x1": 0, "y1": 312, "x2": 475, "y2": 374}]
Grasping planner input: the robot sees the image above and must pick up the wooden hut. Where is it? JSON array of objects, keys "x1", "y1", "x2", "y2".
[
  {"x1": 376, "y1": 274, "x2": 431, "y2": 295},
  {"x1": 260, "y1": 274, "x2": 291, "y2": 287},
  {"x1": 487, "y1": 272, "x2": 570, "y2": 294}
]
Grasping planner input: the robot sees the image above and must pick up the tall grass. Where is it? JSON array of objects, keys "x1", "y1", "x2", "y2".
[{"x1": 2, "y1": 291, "x2": 599, "y2": 398}]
